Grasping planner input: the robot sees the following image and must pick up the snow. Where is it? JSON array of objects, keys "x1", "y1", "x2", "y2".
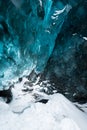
[
  {"x1": 53, "y1": 7, "x2": 66, "y2": 16},
  {"x1": 0, "y1": 78, "x2": 87, "y2": 130},
  {"x1": 83, "y1": 37, "x2": 87, "y2": 40},
  {"x1": 39, "y1": 0, "x2": 42, "y2": 7},
  {"x1": 74, "y1": 103, "x2": 87, "y2": 114},
  {"x1": 51, "y1": 7, "x2": 66, "y2": 20}
]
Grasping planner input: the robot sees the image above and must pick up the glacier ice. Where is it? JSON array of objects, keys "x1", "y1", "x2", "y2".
[
  {"x1": 0, "y1": 0, "x2": 70, "y2": 88},
  {"x1": 0, "y1": 0, "x2": 87, "y2": 103},
  {"x1": 41, "y1": 0, "x2": 87, "y2": 101}
]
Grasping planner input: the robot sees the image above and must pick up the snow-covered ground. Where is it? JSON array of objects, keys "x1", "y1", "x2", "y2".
[{"x1": 0, "y1": 77, "x2": 87, "y2": 130}]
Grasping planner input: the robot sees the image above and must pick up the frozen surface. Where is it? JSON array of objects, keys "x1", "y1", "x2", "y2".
[
  {"x1": 0, "y1": 0, "x2": 71, "y2": 88},
  {"x1": 0, "y1": 78, "x2": 87, "y2": 130},
  {"x1": 0, "y1": 1, "x2": 87, "y2": 102}
]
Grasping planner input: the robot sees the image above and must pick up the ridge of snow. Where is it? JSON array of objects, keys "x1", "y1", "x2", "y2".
[{"x1": 0, "y1": 78, "x2": 87, "y2": 130}]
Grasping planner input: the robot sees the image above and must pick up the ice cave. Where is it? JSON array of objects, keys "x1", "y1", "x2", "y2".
[{"x1": 0, "y1": 0, "x2": 87, "y2": 130}]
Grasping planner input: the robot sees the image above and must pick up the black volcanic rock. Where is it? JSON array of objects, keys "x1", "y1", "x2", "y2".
[{"x1": 0, "y1": 87, "x2": 13, "y2": 103}]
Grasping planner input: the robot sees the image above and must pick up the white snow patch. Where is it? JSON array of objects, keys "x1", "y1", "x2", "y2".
[
  {"x1": 74, "y1": 102, "x2": 87, "y2": 114},
  {"x1": 83, "y1": 37, "x2": 87, "y2": 40},
  {"x1": 53, "y1": 7, "x2": 66, "y2": 16},
  {"x1": 39, "y1": 0, "x2": 42, "y2": 7},
  {"x1": 0, "y1": 80, "x2": 87, "y2": 130},
  {"x1": 51, "y1": 7, "x2": 66, "y2": 20}
]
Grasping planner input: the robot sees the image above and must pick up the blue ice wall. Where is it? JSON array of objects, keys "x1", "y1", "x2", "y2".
[
  {"x1": 41, "y1": 0, "x2": 87, "y2": 102},
  {"x1": 28, "y1": 1, "x2": 70, "y2": 73},
  {"x1": 0, "y1": 0, "x2": 71, "y2": 88},
  {"x1": 0, "y1": 0, "x2": 87, "y2": 92}
]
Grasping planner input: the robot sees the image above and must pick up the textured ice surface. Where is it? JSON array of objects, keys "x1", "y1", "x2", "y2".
[
  {"x1": 0, "y1": 0, "x2": 71, "y2": 88},
  {"x1": 0, "y1": 0, "x2": 87, "y2": 96},
  {"x1": 0, "y1": 79, "x2": 87, "y2": 130},
  {"x1": 41, "y1": 0, "x2": 87, "y2": 101}
]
